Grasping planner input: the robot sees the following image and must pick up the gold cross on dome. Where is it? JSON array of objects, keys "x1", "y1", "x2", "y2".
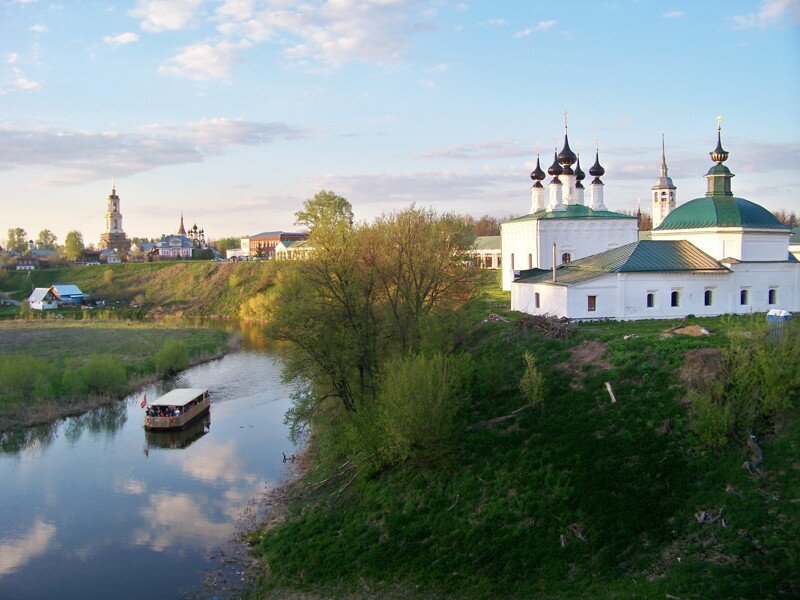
[
  {"x1": 563, "y1": 108, "x2": 569, "y2": 131},
  {"x1": 716, "y1": 114, "x2": 723, "y2": 130}
]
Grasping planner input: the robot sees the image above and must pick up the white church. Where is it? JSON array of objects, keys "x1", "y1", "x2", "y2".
[{"x1": 506, "y1": 120, "x2": 799, "y2": 320}]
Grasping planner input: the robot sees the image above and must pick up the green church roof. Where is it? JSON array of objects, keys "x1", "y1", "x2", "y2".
[
  {"x1": 472, "y1": 236, "x2": 501, "y2": 250},
  {"x1": 790, "y1": 227, "x2": 800, "y2": 244},
  {"x1": 655, "y1": 196, "x2": 788, "y2": 231},
  {"x1": 515, "y1": 240, "x2": 727, "y2": 286},
  {"x1": 504, "y1": 204, "x2": 636, "y2": 223}
]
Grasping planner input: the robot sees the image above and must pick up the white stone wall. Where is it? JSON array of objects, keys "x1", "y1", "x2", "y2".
[
  {"x1": 652, "y1": 228, "x2": 790, "y2": 262},
  {"x1": 511, "y1": 261, "x2": 799, "y2": 320}
]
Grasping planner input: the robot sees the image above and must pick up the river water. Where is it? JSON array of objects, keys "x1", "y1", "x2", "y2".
[{"x1": 0, "y1": 337, "x2": 298, "y2": 599}]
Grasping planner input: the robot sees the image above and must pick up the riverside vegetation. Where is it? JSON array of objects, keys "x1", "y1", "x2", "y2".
[{"x1": 238, "y1": 194, "x2": 800, "y2": 598}]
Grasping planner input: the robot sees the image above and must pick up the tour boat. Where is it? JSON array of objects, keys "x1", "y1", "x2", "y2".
[{"x1": 144, "y1": 388, "x2": 210, "y2": 430}]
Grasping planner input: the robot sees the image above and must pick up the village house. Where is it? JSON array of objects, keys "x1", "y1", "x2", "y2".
[
  {"x1": 509, "y1": 122, "x2": 799, "y2": 320},
  {"x1": 52, "y1": 284, "x2": 84, "y2": 305},
  {"x1": 470, "y1": 236, "x2": 502, "y2": 269},
  {"x1": 15, "y1": 257, "x2": 41, "y2": 271},
  {"x1": 28, "y1": 287, "x2": 58, "y2": 310},
  {"x1": 274, "y1": 239, "x2": 314, "y2": 260}
]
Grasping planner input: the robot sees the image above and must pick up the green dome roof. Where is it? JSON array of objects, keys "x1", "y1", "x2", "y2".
[{"x1": 656, "y1": 196, "x2": 788, "y2": 231}]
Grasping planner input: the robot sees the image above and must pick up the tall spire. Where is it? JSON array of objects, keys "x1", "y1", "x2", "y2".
[
  {"x1": 660, "y1": 134, "x2": 668, "y2": 177},
  {"x1": 178, "y1": 213, "x2": 187, "y2": 236},
  {"x1": 705, "y1": 116, "x2": 734, "y2": 196},
  {"x1": 111, "y1": 177, "x2": 116, "y2": 195}
]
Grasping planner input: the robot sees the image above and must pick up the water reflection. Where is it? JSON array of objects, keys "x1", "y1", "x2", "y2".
[
  {"x1": 0, "y1": 401, "x2": 128, "y2": 456},
  {"x1": 0, "y1": 520, "x2": 57, "y2": 578},
  {"x1": 144, "y1": 413, "x2": 210, "y2": 450}
]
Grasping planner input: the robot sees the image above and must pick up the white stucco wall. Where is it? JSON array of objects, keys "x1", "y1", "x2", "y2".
[
  {"x1": 652, "y1": 228, "x2": 790, "y2": 262},
  {"x1": 501, "y1": 217, "x2": 638, "y2": 291}
]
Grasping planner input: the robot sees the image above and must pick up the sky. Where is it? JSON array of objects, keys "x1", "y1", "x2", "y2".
[{"x1": 1, "y1": 0, "x2": 799, "y2": 245}]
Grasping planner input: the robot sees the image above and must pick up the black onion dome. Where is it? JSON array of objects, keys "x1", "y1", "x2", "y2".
[
  {"x1": 710, "y1": 130, "x2": 729, "y2": 164},
  {"x1": 557, "y1": 134, "x2": 577, "y2": 167},
  {"x1": 574, "y1": 156, "x2": 586, "y2": 181},
  {"x1": 547, "y1": 151, "x2": 563, "y2": 177},
  {"x1": 589, "y1": 151, "x2": 605, "y2": 177},
  {"x1": 530, "y1": 156, "x2": 546, "y2": 181}
]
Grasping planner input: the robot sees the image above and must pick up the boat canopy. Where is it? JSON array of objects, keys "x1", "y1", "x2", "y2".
[{"x1": 150, "y1": 388, "x2": 208, "y2": 408}]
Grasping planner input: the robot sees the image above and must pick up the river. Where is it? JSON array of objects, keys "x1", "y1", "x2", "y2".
[{"x1": 0, "y1": 336, "x2": 298, "y2": 599}]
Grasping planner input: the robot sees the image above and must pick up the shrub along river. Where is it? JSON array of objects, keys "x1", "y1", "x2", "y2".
[{"x1": 0, "y1": 325, "x2": 297, "y2": 599}]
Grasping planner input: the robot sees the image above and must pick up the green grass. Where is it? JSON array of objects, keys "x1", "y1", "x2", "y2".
[
  {"x1": 250, "y1": 276, "x2": 800, "y2": 598},
  {"x1": 0, "y1": 320, "x2": 230, "y2": 416},
  {"x1": 1, "y1": 261, "x2": 283, "y2": 317}
]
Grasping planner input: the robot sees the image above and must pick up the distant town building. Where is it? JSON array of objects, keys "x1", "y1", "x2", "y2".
[
  {"x1": 15, "y1": 257, "x2": 41, "y2": 270},
  {"x1": 275, "y1": 239, "x2": 313, "y2": 260},
  {"x1": 52, "y1": 284, "x2": 84, "y2": 304},
  {"x1": 155, "y1": 215, "x2": 209, "y2": 259},
  {"x1": 241, "y1": 231, "x2": 308, "y2": 259},
  {"x1": 77, "y1": 250, "x2": 102, "y2": 265},
  {"x1": 99, "y1": 183, "x2": 131, "y2": 256},
  {"x1": 469, "y1": 236, "x2": 502, "y2": 269}
]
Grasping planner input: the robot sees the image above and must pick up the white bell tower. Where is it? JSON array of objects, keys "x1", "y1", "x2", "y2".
[{"x1": 651, "y1": 135, "x2": 677, "y2": 229}]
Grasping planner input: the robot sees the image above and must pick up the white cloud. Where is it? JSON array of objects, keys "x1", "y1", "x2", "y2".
[
  {"x1": 417, "y1": 138, "x2": 531, "y2": 160},
  {"x1": 732, "y1": 0, "x2": 800, "y2": 29},
  {"x1": 477, "y1": 18, "x2": 507, "y2": 26},
  {"x1": 514, "y1": 20, "x2": 557, "y2": 38},
  {"x1": 0, "y1": 117, "x2": 310, "y2": 184},
  {"x1": 158, "y1": 39, "x2": 250, "y2": 80},
  {"x1": 418, "y1": 78, "x2": 434, "y2": 87},
  {"x1": 130, "y1": 0, "x2": 207, "y2": 32},
  {"x1": 216, "y1": 0, "x2": 435, "y2": 67},
  {"x1": 6, "y1": 53, "x2": 18, "y2": 64},
  {"x1": 7, "y1": 67, "x2": 41, "y2": 91},
  {"x1": 662, "y1": 10, "x2": 684, "y2": 19},
  {"x1": 29, "y1": 24, "x2": 49, "y2": 33},
  {"x1": 103, "y1": 32, "x2": 140, "y2": 46}
]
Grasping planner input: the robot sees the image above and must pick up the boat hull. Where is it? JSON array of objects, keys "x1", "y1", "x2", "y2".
[{"x1": 144, "y1": 396, "x2": 211, "y2": 430}]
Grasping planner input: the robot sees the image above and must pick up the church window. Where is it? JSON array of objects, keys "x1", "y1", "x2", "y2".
[
  {"x1": 670, "y1": 291, "x2": 680, "y2": 307},
  {"x1": 768, "y1": 288, "x2": 777, "y2": 305},
  {"x1": 510, "y1": 254, "x2": 515, "y2": 270},
  {"x1": 562, "y1": 252, "x2": 571, "y2": 264},
  {"x1": 534, "y1": 293, "x2": 540, "y2": 309},
  {"x1": 528, "y1": 254, "x2": 533, "y2": 269},
  {"x1": 497, "y1": 256, "x2": 501, "y2": 267},
  {"x1": 740, "y1": 289, "x2": 749, "y2": 305},
  {"x1": 646, "y1": 293, "x2": 654, "y2": 308},
  {"x1": 588, "y1": 295, "x2": 597, "y2": 312},
  {"x1": 704, "y1": 290, "x2": 713, "y2": 306}
]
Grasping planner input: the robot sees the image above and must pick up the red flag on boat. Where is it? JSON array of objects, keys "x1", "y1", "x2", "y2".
[{"x1": 140, "y1": 393, "x2": 147, "y2": 409}]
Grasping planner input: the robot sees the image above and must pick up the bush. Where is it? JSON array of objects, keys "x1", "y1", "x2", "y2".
[
  {"x1": 519, "y1": 352, "x2": 544, "y2": 407},
  {"x1": 0, "y1": 355, "x2": 58, "y2": 404},
  {"x1": 155, "y1": 340, "x2": 190, "y2": 375},
  {"x1": 80, "y1": 355, "x2": 126, "y2": 396},
  {"x1": 346, "y1": 353, "x2": 472, "y2": 468},
  {"x1": 689, "y1": 389, "x2": 734, "y2": 448}
]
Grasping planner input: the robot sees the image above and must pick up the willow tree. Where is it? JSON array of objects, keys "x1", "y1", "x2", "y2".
[{"x1": 269, "y1": 197, "x2": 478, "y2": 436}]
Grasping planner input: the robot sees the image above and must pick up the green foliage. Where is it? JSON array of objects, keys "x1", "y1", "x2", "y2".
[
  {"x1": 36, "y1": 229, "x2": 58, "y2": 250},
  {"x1": 518, "y1": 351, "x2": 544, "y2": 407},
  {"x1": 64, "y1": 231, "x2": 85, "y2": 261},
  {"x1": 6, "y1": 227, "x2": 28, "y2": 253},
  {"x1": 0, "y1": 355, "x2": 57, "y2": 403},
  {"x1": 154, "y1": 339, "x2": 190, "y2": 375},
  {"x1": 345, "y1": 353, "x2": 472, "y2": 469},
  {"x1": 689, "y1": 319, "x2": 800, "y2": 447},
  {"x1": 213, "y1": 236, "x2": 241, "y2": 251},
  {"x1": 295, "y1": 189, "x2": 353, "y2": 231}
]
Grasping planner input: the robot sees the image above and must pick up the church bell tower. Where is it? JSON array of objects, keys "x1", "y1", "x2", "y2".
[
  {"x1": 99, "y1": 181, "x2": 131, "y2": 254},
  {"x1": 651, "y1": 135, "x2": 677, "y2": 229}
]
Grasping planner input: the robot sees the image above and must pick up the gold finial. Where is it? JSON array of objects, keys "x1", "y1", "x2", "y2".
[
  {"x1": 595, "y1": 137, "x2": 599, "y2": 153},
  {"x1": 716, "y1": 114, "x2": 723, "y2": 131},
  {"x1": 536, "y1": 142, "x2": 540, "y2": 155},
  {"x1": 563, "y1": 108, "x2": 569, "y2": 132}
]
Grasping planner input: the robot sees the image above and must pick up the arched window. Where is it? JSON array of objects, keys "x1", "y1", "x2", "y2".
[
  {"x1": 671, "y1": 291, "x2": 680, "y2": 307},
  {"x1": 646, "y1": 293, "x2": 654, "y2": 308},
  {"x1": 661, "y1": 191, "x2": 667, "y2": 200},
  {"x1": 534, "y1": 293, "x2": 540, "y2": 309},
  {"x1": 740, "y1": 289, "x2": 749, "y2": 305},
  {"x1": 768, "y1": 288, "x2": 777, "y2": 305},
  {"x1": 528, "y1": 254, "x2": 533, "y2": 269},
  {"x1": 704, "y1": 290, "x2": 713, "y2": 306},
  {"x1": 510, "y1": 253, "x2": 515, "y2": 270},
  {"x1": 562, "y1": 252, "x2": 571, "y2": 264}
]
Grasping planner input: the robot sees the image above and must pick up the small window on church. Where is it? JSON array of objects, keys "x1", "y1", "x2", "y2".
[
  {"x1": 740, "y1": 289, "x2": 749, "y2": 305},
  {"x1": 704, "y1": 290, "x2": 713, "y2": 306},
  {"x1": 671, "y1": 291, "x2": 680, "y2": 307},
  {"x1": 768, "y1": 288, "x2": 777, "y2": 305},
  {"x1": 588, "y1": 295, "x2": 597, "y2": 312},
  {"x1": 562, "y1": 253, "x2": 571, "y2": 264},
  {"x1": 646, "y1": 293, "x2": 654, "y2": 308},
  {"x1": 534, "y1": 293, "x2": 540, "y2": 309},
  {"x1": 528, "y1": 254, "x2": 533, "y2": 269},
  {"x1": 511, "y1": 254, "x2": 515, "y2": 270}
]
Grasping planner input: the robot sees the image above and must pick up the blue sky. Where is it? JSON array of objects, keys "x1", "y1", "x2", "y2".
[{"x1": 1, "y1": 0, "x2": 799, "y2": 244}]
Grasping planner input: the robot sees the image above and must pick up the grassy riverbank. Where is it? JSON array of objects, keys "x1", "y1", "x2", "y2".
[
  {"x1": 1, "y1": 261, "x2": 282, "y2": 318},
  {"x1": 0, "y1": 320, "x2": 234, "y2": 430},
  {"x1": 249, "y1": 273, "x2": 800, "y2": 598}
]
